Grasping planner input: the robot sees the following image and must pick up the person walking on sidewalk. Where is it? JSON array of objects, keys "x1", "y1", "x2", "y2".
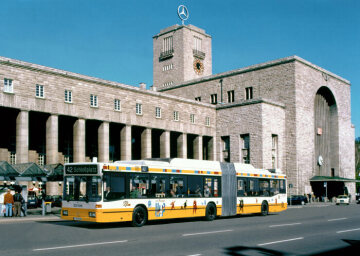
[
  {"x1": 3, "y1": 189, "x2": 14, "y2": 217},
  {"x1": 13, "y1": 190, "x2": 24, "y2": 217}
]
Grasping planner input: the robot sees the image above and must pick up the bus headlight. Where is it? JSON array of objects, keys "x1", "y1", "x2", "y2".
[
  {"x1": 62, "y1": 210, "x2": 68, "y2": 216},
  {"x1": 89, "y1": 212, "x2": 96, "y2": 218}
]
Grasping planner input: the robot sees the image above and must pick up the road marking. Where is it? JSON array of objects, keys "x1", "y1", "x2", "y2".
[
  {"x1": 269, "y1": 223, "x2": 301, "y2": 228},
  {"x1": 328, "y1": 218, "x2": 347, "y2": 222},
  {"x1": 182, "y1": 229, "x2": 233, "y2": 237},
  {"x1": 258, "y1": 237, "x2": 304, "y2": 246},
  {"x1": 187, "y1": 254, "x2": 202, "y2": 256},
  {"x1": 33, "y1": 240, "x2": 128, "y2": 251},
  {"x1": 336, "y1": 228, "x2": 360, "y2": 234}
]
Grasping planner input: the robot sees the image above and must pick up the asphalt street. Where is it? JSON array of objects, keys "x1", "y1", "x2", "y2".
[{"x1": 1, "y1": 204, "x2": 360, "y2": 256}]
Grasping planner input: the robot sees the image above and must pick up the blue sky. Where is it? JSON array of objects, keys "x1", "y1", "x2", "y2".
[{"x1": 1, "y1": 0, "x2": 359, "y2": 138}]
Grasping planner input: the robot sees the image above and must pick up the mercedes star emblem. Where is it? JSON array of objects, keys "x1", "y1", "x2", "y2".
[{"x1": 177, "y1": 5, "x2": 189, "y2": 25}]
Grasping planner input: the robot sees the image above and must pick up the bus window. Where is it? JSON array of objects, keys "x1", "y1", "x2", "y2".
[
  {"x1": 151, "y1": 175, "x2": 168, "y2": 198},
  {"x1": 247, "y1": 179, "x2": 259, "y2": 196},
  {"x1": 103, "y1": 172, "x2": 126, "y2": 201},
  {"x1": 130, "y1": 174, "x2": 149, "y2": 198},
  {"x1": 214, "y1": 178, "x2": 220, "y2": 197},
  {"x1": 280, "y1": 179, "x2": 286, "y2": 194},
  {"x1": 64, "y1": 176, "x2": 102, "y2": 202},
  {"x1": 259, "y1": 179, "x2": 270, "y2": 196},
  {"x1": 270, "y1": 179, "x2": 280, "y2": 196},
  {"x1": 188, "y1": 176, "x2": 203, "y2": 197},
  {"x1": 170, "y1": 176, "x2": 185, "y2": 198},
  {"x1": 204, "y1": 177, "x2": 212, "y2": 197},
  {"x1": 237, "y1": 178, "x2": 245, "y2": 196}
]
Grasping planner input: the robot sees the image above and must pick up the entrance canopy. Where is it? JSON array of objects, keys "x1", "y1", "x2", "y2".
[
  {"x1": 12, "y1": 162, "x2": 47, "y2": 182},
  {"x1": 0, "y1": 161, "x2": 18, "y2": 180},
  {"x1": 310, "y1": 176, "x2": 359, "y2": 183},
  {"x1": 43, "y1": 164, "x2": 64, "y2": 181}
]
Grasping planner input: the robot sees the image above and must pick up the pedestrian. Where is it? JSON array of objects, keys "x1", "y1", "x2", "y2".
[
  {"x1": 13, "y1": 189, "x2": 24, "y2": 217},
  {"x1": 3, "y1": 189, "x2": 14, "y2": 217}
]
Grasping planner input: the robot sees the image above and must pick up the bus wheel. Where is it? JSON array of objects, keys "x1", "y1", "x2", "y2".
[
  {"x1": 132, "y1": 206, "x2": 147, "y2": 227},
  {"x1": 260, "y1": 201, "x2": 268, "y2": 216},
  {"x1": 205, "y1": 203, "x2": 216, "y2": 221}
]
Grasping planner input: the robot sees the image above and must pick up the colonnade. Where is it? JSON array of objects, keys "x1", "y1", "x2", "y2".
[{"x1": 13, "y1": 111, "x2": 215, "y2": 165}]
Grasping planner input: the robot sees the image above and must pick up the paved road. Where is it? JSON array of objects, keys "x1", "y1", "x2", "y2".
[{"x1": 1, "y1": 204, "x2": 360, "y2": 256}]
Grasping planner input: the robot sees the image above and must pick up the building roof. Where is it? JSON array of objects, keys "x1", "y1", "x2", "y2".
[{"x1": 0, "y1": 161, "x2": 18, "y2": 177}]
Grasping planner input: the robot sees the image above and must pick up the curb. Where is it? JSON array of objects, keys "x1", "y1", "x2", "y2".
[{"x1": 0, "y1": 215, "x2": 64, "y2": 224}]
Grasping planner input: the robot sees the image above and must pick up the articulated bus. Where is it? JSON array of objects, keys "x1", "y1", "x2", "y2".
[{"x1": 61, "y1": 158, "x2": 287, "y2": 226}]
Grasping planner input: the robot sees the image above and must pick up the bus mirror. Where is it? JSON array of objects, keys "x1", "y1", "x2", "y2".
[{"x1": 141, "y1": 166, "x2": 148, "y2": 173}]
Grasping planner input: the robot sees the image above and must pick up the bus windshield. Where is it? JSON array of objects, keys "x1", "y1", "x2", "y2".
[{"x1": 64, "y1": 176, "x2": 102, "y2": 202}]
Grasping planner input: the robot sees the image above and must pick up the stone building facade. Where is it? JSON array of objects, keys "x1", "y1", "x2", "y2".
[{"x1": 0, "y1": 23, "x2": 356, "y2": 198}]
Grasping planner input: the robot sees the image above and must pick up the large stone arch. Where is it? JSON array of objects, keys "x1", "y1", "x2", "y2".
[{"x1": 314, "y1": 86, "x2": 339, "y2": 177}]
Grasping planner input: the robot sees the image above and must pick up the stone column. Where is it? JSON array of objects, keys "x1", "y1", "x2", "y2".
[
  {"x1": 160, "y1": 130, "x2": 170, "y2": 158},
  {"x1": 98, "y1": 122, "x2": 109, "y2": 162},
  {"x1": 210, "y1": 136, "x2": 217, "y2": 161},
  {"x1": 73, "y1": 118, "x2": 86, "y2": 162},
  {"x1": 16, "y1": 110, "x2": 29, "y2": 163},
  {"x1": 177, "y1": 133, "x2": 187, "y2": 158},
  {"x1": 194, "y1": 135, "x2": 203, "y2": 160},
  {"x1": 141, "y1": 128, "x2": 152, "y2": 159},
  {"x1": 121, "y1": 125, "x2": 132, "y2": 160},
  {"x1": 46, "y1": 115, "x2": 59, "y2": 164}
]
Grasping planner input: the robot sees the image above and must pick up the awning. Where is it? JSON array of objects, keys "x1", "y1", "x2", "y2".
[
  {"x1": 43, "y1": 163, "x2": 64, "y2": 181},
  {"x1": 0, "y1": 161, "x2": 18, "y2": 179},
  {"x1": 310, "y1": 176, "x2": 359, "y2": 182},
  {"x1": 12, "y1": 163, "x2": 48, "y2": 182}
]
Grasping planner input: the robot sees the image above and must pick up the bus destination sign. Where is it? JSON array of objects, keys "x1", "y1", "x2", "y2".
[{"x1": 65, "y1": 165, "x2": 98, "y2": 175}]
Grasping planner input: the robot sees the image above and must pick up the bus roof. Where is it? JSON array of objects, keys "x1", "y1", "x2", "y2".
[{"x1": 113, "y1": 158, "x2": 283, "y2": 176}]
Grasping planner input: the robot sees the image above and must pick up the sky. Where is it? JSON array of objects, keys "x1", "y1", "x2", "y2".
[{"x1": 1, "y1": 0, "x2": 359, "y2": 137}]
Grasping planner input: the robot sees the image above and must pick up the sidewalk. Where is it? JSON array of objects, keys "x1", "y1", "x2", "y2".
[
  {"x1": 0, "y1": 207, "x2": 63, "y2": 224},
  {"x1": 287, "y1": 201, "x2": 357, "y2": 208}
]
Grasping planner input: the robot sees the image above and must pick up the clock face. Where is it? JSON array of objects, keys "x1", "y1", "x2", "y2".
[{"x1": 193, "y1": 59, "x2": 204, "y2": 75}]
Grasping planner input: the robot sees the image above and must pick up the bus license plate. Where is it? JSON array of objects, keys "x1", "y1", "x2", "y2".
[{"x1": 73, "y1": 217, "x2": 82, "y2": 221}]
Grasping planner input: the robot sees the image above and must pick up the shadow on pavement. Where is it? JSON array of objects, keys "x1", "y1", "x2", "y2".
[{"x1": 224, "y1": 239, "x2": 360, "y2": 256}]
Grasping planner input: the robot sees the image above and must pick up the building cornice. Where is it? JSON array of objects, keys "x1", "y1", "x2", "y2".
[
  {"x1": 153, "y1": 24, "x2": 211, "y2": 39},
  {"x1": 216, "y1": 98, "x2": 285, "y2": 110},
  {"x1": 0, "y1": 56, "x2": 215, "y2": 110},
  {"x1": 159, "y1": 55, "x2": 350, "y2": 92}
]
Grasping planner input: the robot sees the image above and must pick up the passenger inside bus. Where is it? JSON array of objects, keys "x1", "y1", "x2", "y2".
[
  {"x1": 176, "y1": 185, "x2": 184, "y2": 197},
  {"x1": 130, "y1": 187, "x2": 141, "y2": 198},
  {"x1": 204, "y1": 185, "x2": 211, "y2": 197}
]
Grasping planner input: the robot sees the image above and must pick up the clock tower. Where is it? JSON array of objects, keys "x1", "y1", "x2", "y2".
[{"x1": 152, "y1": 24, "x2": 212, "y2": 90}]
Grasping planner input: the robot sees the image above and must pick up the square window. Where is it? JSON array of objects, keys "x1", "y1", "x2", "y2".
[
  {"x1": 36, "y1": 84, "x2": 44, "y2": 98},
  {"x1": 173, "y1": 111, "x2": 179, "y2": 121},
  {"x1": 205, "y1": 117, "x2": 210, "y2": 126},
  {"x1": 245, "y1": 87, "x2": 253, "y2": 100},
  {"x1": 4, "y1": 78, "x2": 13, "y2": 93},
  {"x1": 136, "y1": 103, "x2": 143, "y2": 115},
  {"x1": 227, "y1": 90, "x2": 234, "y2": 103},
  {"x1": 65, "y1": 90, "x2": 72, "y2": 103},
  {"x1": 90, "y1": 94, "x2": 98, "y2": 107},
  {"x1": 190, "y1": 114, "x2": 195, "y2": 124},
  {"x1": 210, "y1": 94, "x2": 217, "y2": 104},
  {"x1": 195, "y1": 97, "x2": 201, "y2": 101},
  {"x1": 155, "y1": 107, "x2": 161, "y2": 118},
  {"x1": 114, "y1": 99, "x2": 121, "y2": 111}
]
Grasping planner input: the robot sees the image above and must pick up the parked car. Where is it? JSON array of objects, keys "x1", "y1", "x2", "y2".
[
  {"x1": 51, "y1": 195, "x2": 62, "y2": 207},
  {"x1": 27, "y1": 196, "x2": 39, "y2": 209},
  {"x1": 336, "y1": 195, "x2": 350, "y2": 205},
  {"x1": 287, "y1": 195, "x2": 308, "y2": 205}
]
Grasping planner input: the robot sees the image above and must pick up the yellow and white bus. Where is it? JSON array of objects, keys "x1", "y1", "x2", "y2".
[{"x1": 61, "y1": 158, "x2": 287, "y2": 226}]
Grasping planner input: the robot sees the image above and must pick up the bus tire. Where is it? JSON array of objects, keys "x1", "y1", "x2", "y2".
[
  {"x1": 132, "y1": 206, "x2": 147, "y2": 227},
  {"x1": 260, "y1": 201, "x2": 268, "y2": 216},
  {"x1": 205, "y1": 203, "x2": 216, "y2": 221}
]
